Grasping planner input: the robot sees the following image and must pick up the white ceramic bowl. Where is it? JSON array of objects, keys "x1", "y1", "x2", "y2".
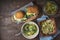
[{"x1": 21, "y1": 21, "x2": 39, "y2": 39}]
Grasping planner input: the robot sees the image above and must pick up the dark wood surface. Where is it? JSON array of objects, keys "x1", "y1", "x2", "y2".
[{"x1": 0, "y1": 0, "x2": 60, "y2": 40}]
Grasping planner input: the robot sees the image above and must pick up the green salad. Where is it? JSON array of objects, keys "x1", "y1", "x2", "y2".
[
  {"x1": 23, "y1": 23, "x2": 37, "y2": 36},
  {"x1": 44, "y1": 1, "x2": 57, "y2": 15}
]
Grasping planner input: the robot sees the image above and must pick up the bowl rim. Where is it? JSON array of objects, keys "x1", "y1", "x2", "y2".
[
  {"x1": 43, "y1": 1, "x2": 58, "y2": 16},
  {"x1": 21, "y1": 21, "x2": 39, "y2": 39}
]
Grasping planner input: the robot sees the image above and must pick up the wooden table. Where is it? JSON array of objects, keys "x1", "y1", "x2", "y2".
[{"x1": 0, "y1": 0, "x2": 60, "y2": 40}]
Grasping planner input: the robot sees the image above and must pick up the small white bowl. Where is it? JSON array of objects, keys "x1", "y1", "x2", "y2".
[{"x1": 21, "y1": 21, "x2": 39, "y2": 39}]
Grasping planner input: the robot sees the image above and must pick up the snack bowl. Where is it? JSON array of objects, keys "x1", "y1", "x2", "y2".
[{"x1": 21, "y1": 21, "x2": 39, "y2": 39}]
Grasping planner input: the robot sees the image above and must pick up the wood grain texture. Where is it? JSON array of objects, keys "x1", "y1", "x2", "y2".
[{"x1": 0, "y1": 0, "x2": 60, "y2": 40}]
